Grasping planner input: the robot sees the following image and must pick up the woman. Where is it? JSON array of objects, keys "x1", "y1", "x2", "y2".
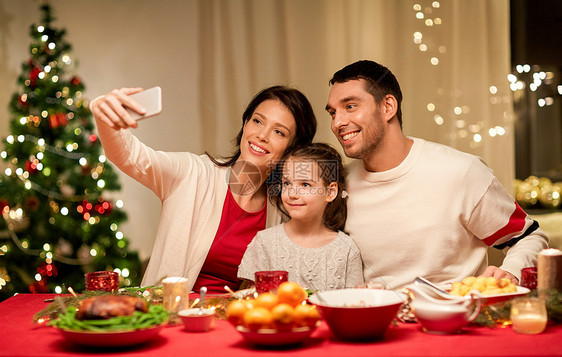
[{"x1": 91, "y1": 86, "x2": 317, "y2": 293}]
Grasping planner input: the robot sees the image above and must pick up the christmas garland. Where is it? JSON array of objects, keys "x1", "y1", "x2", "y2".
[{"x1": 474, "y1": 289, "x2": 562, "y2": 327}]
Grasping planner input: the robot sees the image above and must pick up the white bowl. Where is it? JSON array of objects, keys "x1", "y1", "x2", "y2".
[
  {"x1": 178, "y1": 308, "x2": 215, "y2": 332},
  {"x1": 411, "y1": 295, "x2": 482, "y2": 334},
  {"x1": 309, "y1": 289, "x2": 406, "y2": 340}
]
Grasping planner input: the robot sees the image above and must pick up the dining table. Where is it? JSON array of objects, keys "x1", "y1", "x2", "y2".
[{"x1": 1, "y1": 293, "x2": 561, "y2": 357}]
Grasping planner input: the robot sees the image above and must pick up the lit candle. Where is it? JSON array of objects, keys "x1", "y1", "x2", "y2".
[{"x1": 510, "y1": 297, "x2": 547, "y2": 334}]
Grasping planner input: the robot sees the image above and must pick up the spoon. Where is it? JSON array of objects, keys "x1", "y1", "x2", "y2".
[
  {"x1": 198, "y1": 287, "x2": 207, "y2": 315},
  {"x1": 414, "y1": 277, "x2": 454, "y2": 299}
]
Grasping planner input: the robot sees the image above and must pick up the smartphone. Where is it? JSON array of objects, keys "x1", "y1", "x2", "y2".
[{"x1": 125, "y1": 86, "x2": 162, "y2": 120}]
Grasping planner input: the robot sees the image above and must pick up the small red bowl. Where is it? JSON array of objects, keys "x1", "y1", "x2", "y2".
[{"x1": 309, "y1": 289, "x2": 406, "y2": 341}]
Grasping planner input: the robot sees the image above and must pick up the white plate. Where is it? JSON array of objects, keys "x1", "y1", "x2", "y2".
[
  {"x1": 230, "y1": 288, "x2": 256, "y2": 299},
  {"x1": 236, "y1": 324, "x2": 317, "y2": 346},
  {"x1": 443, "y1": 285, "x2": 530, "y2": 304}
]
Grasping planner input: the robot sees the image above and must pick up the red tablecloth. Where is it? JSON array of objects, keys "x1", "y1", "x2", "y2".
[{"x1": 1, "y1": 294, "x2": 561, "y2": 357}]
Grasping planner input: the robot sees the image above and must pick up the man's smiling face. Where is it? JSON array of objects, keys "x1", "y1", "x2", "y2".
[{"x1": 326, "y1": 79, "x2": 385, "y2": 160}]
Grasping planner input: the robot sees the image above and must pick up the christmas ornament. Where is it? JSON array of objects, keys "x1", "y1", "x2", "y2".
[
  {"x1": 538, "y1": 184, "x2": 561, "y2": 209},
  {"x1": 515, "y1": 180, "x2": 538, "y2": 207},
  {"x1": 37, "y1": 262, "x2": 58, "y2": 277},
  {"x1": 49, "y1": 112, "x2": 68, "y2": 128},
  {"x1": 95, "y1": 200, "x2": 112, "y2": 215},
  {"x1": 70, "y1": 76, "x2": 81, "y2": 86},
  {"x1": 24, "y1": 160, "x2": 39, "y2": 175},
  {"x1": 538, "y1": 177, "x2": 552, "y2": 189},
  {"x1": 524, "y1": 175, "x2": 540, "y2": 187},
  {"x1": 29, "y1": 66, "x2": 41, "y2": 88},
  {"x1": 0, "y1": 199, "x2": 9, "y2": 213}
]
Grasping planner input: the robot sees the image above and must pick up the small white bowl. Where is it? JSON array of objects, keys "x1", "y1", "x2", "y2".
[
  {"x1": 178, "y1": 308, "x2": 215, "y2": 332},
  {"x1": 411, "y1": 294, "x2": 482, "y2": 334}
]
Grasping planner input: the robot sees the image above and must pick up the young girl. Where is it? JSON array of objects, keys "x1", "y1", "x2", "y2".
[{"x1": 238, "y1": 143, "x2": 364, "y2": 292}]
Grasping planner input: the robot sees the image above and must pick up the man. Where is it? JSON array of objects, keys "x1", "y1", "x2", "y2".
[{"x1": 325, "y1": 60, "x2": 548, "y2": 288}]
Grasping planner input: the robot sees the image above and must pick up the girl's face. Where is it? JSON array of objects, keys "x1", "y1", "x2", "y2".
[
  {"x1": 239, "y1": 99, "x2": 296, "y2": 174},
  {"x1": 281, "y1": 158, "x2": 337, "y2": 222}
]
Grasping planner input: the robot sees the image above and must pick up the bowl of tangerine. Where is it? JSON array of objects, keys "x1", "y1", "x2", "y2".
[{"x1": 226, "y1": 281, "x2": 321, "y2": 347}]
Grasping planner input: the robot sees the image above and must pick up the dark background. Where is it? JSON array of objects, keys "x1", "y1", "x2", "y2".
[{"x1": 511, "y1": 0, "x2": 562, "y2": 181}]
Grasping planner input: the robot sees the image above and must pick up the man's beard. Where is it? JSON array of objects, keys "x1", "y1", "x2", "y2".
[{"x1": 342, "y1": 117, "x2": 385, "y2": 160}]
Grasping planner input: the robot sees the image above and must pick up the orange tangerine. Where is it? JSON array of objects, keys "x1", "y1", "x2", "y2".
[
  {"x1": 277, "y1": 281, "x2": 307, "y2": 307},
  {"x1": 294, "y1": 304, "x2": 321, "y2": 327},
  {"x1": 253, "y1": 292, "x2": 279, "y2": 311},
  {"x1": 226, "y1": 299, "x2": 251, "y2": 326},
  {"x1": 271, "y1": 303, "x2": 296, "y2": 331},
  {"x1": 243, "y1": 307, "x2": 273, "y2": 331}
]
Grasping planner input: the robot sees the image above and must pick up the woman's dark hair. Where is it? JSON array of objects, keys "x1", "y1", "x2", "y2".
[
  {"x1": 206, "y1": 85, "x2": 317, "y2": 169},
  {"x1": 272, "y1": 143, "x2": 348, "y2": 233},
  {"x1": 329, "y1": 60, "x2": 403, "y2": 129}
]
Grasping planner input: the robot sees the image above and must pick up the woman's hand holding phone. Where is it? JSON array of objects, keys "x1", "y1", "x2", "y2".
[{"x1": 90, "y1": 87, "x2": 162, "y2": 129}]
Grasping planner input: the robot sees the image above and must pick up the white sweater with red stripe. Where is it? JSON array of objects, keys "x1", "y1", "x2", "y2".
[{"x1": 345, "y1": 138, "x2": 549, "y2": 289}]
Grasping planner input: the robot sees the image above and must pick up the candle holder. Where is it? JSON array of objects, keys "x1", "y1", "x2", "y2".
[
  {"x1": 537, "y1": 248, "x2": 562, "y2": 297},
  {"x1": 254, "y1": 270, "x2": 288, "y2": 294},
  {"x1": 520, "y1": 267, "x2": 538, "y2": 290},
  {"x1": 84, "y1": 271, "x2": 119, "y2": 292},
  {"x1": 162, "y1": 277, "x2": 190, "y2": 314},
  {"x1": 510, "y1": 297, "x2": 547, "y2": 334}
]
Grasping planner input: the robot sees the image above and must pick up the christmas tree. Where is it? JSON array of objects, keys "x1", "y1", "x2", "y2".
[{"x1": 0, "y1": 4, "x2": 142, "y2": 301}]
